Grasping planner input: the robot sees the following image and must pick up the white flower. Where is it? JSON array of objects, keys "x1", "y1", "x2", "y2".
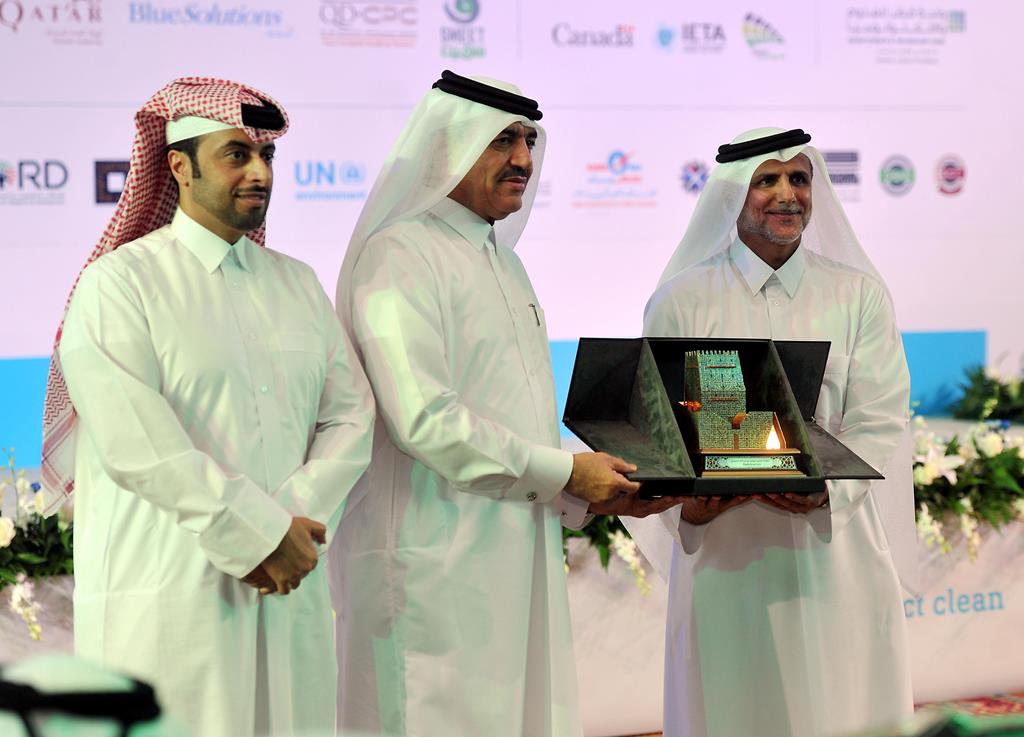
[
  {"x1": 957, "y1": 439, "x2": 978, "y2": 462},
  {"x1": 0, "y1": 516, "x2": 15, "y2": 548},
  {"x1": 34, "y1": 489, "x2": 45, "y2": 516},
  {"x1": 8, "y1": 573, "x2": 42, "y2": 641},
  {"x1": 960, "y1": 511, "x2": 982, "y2": 563},
  {"x1": 15, "y1": 476, "x2": 35, "y2": 526},
  {"x1": 913, "y1": 465, "x2": 936, "y2": 486},
  {"x1": 609, "y1": 530, "x2": 651, "y2": 596},
  {"x1": 977, "y1": 432, "x2": 1005, "y2": 458},
  {"x1": 916, "y1": 504, "x2": 951, "y2": 553},
  {"x1": 914, "y1": 445, "x2": 964, "y2": 487}
]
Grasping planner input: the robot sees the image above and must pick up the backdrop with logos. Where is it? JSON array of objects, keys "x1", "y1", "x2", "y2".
[{"x1": 1, "y1": 0, "x2": 1018, "y2": 464}]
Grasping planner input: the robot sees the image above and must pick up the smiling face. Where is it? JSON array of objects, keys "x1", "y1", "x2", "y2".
[
  {"x1": 447, "y1": 122, "x2": 537, "y2": 223},
  {"x1": 736, "y1": 153, "x2": 813, "y2": 267},
  {"x1": 169, "y1": 128, "x2": 276, "y2": 243}
]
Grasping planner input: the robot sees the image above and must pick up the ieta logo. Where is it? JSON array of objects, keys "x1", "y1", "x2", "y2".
[
  {"x1": 551, "y1": 22, "x2": 634, "y2": 47},
  {"x1": 319, "y1": 0, "x2": 418, "y2": 48},
  {"x1": 293, "y1": 160, "x2": 367, "y2": 201},
  {"x1": 879, "y1": 155, "x2": 915, "y2": 196},
  {"x1": 936, "y1": 155, "x2": 965, "y2": 195},
  {"x1": 440, "y1": 0, "x2": 483, "y2": 58},
  {"x1": 680, "y1": 160, "x2": 708, "y2": 194},
  {"x1": 656, "y1": 22, "x2": 725, "y2": 53},
  {"x1": 742, "y1": 12, "x2": 784, "y2": 59},
  {"x1": 0, "y1": 158, "x2": 68, "y2": 205},
  {"x1": 0, "y1": 0, "x2": 103, "y2": 45},
  {"x1": 94, "y1": 160, "x2": 129, "y2": 204}
]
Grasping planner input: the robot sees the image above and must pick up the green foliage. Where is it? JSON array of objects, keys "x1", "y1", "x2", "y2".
[
  {"x1": 0, "y1": 449, "x2": 74, "y2": 590},
  {"x1": 952, "y1": 365, "x2": 1024, "y2": 422},
  {"x1": 561, "y1": 514, "x2": 628, "y2": 570}
]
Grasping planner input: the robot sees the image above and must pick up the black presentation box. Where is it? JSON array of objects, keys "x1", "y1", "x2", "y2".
[{"x1": 562, "y1": 337, "x2": 883, "y2": 496}]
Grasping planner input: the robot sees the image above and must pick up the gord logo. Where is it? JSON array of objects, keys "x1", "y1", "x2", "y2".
[{"x1": 0, "y1": 158, "x2": 68, "y2": 205}]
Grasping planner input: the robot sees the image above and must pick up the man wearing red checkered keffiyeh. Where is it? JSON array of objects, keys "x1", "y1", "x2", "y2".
[{"x1": 42, "y1": 77, "x2": 375, "y2": 737}]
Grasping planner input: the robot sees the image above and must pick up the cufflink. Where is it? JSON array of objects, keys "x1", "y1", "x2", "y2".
[{"x1": 526, "y1": 492, "x2": 538, "y2": 502}]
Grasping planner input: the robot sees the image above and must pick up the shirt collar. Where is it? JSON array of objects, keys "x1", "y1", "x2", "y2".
[
  {"x1": 430, "y1": 197, "x2": 495, "y2": 251},
  {"x1": 729, "y1": 238, "x2": 806, "y2": 298},
  {"x1": 170, "y1": 208, "x2": 252, "y2": 273}
]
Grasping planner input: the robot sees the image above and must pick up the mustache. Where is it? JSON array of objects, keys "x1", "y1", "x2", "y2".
[
  {"x1": 235, "y1": 186, "x2": 269, "y2": 195},
  {"x1": 498, "y1": 167, "x2": 530, "y2": 182},
  {"x1": 767, "y1": 205, "x2": 803, "y2": 214}
]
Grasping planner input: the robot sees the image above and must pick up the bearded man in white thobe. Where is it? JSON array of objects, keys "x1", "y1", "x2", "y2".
[
  {"x1": 330, "y1": 70, "x2": 640, "y2": 737},
  {"x1": 40, "y1": 78, "x2": 375, "y2": 737},
  {"x1": 614, "y1": 128, "x2": 917, "y2": 737}
]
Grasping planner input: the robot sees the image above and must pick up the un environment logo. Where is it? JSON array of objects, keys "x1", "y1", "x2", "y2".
[
  {"x1": 880, "y1": 155, "x2": 915, "y2": 196},
  {"x1": 445, "y1": 0, "x2": 479, "y2": 23}
]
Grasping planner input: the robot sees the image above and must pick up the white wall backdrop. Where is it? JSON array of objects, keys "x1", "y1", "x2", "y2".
[{"x1": 1, "y1": 0, "x2": 1020, "y2": 461}]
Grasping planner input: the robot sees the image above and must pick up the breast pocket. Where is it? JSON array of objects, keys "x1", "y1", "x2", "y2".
[{"x1": 276, "y1": 332, "x2": 326, "y2": 409}]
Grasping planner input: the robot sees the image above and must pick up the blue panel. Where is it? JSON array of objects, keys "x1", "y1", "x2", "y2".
[
  {"x1": 0, "y1": 357, "x2": 49, "y2": 467},
  {"x1": 903, "y1": 331, "x2": 986, "y2": 414},
  {"x1": 0, "y1": 330, "x2": 989, "y2": 464}
]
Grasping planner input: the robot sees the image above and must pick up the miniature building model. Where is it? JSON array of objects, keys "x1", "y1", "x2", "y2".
[{"x1": 684, "y1": 350, "x2": 777, "y2": 450}]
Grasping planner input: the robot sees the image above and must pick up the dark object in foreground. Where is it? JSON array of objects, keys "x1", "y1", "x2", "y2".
[{"x1": 563, "y1": 337, "x2": 882, "y2": 497}]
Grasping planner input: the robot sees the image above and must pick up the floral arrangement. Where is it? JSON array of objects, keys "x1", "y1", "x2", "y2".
[
  {"x1": 952, "y1": 365, "x2": 1024, "y2": 423},
  {"x1": 563, "y1": 514, "x2": 650, "y2": 595},
  {"x1": 0, "y1": 448, "x2": 74, "y2": 639},
  {"x1": 913, "y1": 417, "x2": 1024, "y2": 562}
]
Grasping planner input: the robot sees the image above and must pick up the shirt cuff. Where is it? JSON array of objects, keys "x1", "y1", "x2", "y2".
[
  {"x1": 558, "y1": 492, "x2": 593, "y2": 530},
  {"x1": 507, "y1": 445, "x2": 574, "y2": 504},
  {"x1": 199, "y1": 484, "x2": 292, "y2": 578}
]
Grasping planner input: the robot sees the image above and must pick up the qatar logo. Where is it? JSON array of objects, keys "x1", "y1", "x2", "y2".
[
  {"x1": 879, "y1": 155, "x2": 915, "y2": 197},
  {"x1": 680, "y1": 160, "x2": 708, "y2": 194},
  {"x1": 742, "y1": 12, "x2": 784, "y2": 59},
  {"x1": 936, "y1": 155, "x2": 965, "y2": 195},
  {"x1": 444, "y1": 0, "x2": 477, "y2": 23}
]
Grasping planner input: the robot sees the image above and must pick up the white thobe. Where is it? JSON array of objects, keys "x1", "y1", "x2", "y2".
[
  {"x1": 60, "y1": 209, "x2": 374, "y2": 737},
  {"x1": 638, "y1": 240, "x2": 913, "y2": 737},
  {"x1": 331, "y1": 197, "x2": 584, "y2": 737}
]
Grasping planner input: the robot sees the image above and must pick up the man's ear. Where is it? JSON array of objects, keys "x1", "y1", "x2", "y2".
[{"x1": 168, "y1": 149, "x2": 191, "y2": 187}]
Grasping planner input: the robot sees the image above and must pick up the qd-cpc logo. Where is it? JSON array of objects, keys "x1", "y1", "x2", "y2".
[
  {"x1": 880, "y1": 155, "x2": 915, "y2": 197},
  {"x1": 936, "y1": 155, "x2": 965, "y2": 195}
]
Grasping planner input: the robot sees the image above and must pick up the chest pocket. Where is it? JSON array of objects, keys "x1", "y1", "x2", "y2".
[
  {"x1": 276, "y1": 332, "x2": 326, "y2": 412},
  {"x1": 817, "y1": 352, "x2": 850, "y2": 432}
]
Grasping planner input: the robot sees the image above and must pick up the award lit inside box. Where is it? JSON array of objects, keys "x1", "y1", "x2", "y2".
[
  {"x1": 681, "y1": 349, "x2": 803, "y2": 478},
  {"x1": 562, "y1": 337, "x2": 884, "y2": 496}
]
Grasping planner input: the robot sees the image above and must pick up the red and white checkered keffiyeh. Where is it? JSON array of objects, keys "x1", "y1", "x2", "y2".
[{"x1": 39, "y1": 76, "x2": 289, "y2": 514}]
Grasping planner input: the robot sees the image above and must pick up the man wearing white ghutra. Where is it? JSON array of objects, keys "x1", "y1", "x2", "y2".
[
  {"x1": 332, "y1": 71, "x2": 641, "y2": 737},
  {"x1": 615, "y1": 128, "x2": 917, "y2": 737}
]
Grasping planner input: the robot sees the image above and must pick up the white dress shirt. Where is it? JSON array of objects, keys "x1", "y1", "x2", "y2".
[
  {"x1": 330, "y1": 197, "x2": 583, "y2": 737},
  {"x1": 630, "y1": 239, "x2": 913, "y2": 737},
  {"x1": 60, "y1": 208, "x2": 374, "y2": 737}
]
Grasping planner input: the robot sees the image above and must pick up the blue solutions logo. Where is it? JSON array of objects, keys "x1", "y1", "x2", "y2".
[
  {"x1": 679, "y1": 160, "x2": 708, "y2": 194},
  {"x1": 293, "y1": 160, "x2": 367, "y2": 201},
  {"x1": 573, "y1": 150, "x2": 656, "y2": 208},
  {"x1": 743, "y1": 12, "x2": 784, "y2": 59},
  {"x1": 880, "y1": 155, "x2": 915, "y2": 196},
  {"x1": 129, "y1": 3, "x2": 290, "y2": 37},
  {"x1": 0, "y1": 158, "x2": 68, "y2": 205},
  {"x1": 441, "y1": 0, "x2": 484, "y2": 58},
  {"x1": 656, "y1": 22, "x2": 725, "y2": 53}
]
